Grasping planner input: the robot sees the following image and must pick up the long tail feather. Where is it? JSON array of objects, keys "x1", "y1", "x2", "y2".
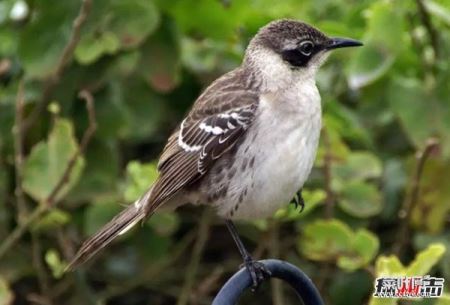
[{"x1": 66, "y1": 191, "x2": 154, "y2": 271}]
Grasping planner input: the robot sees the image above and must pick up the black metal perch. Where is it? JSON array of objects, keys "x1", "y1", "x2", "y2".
[{"x1": 212, "y1": 259, "x2": 324, "y2": 305}]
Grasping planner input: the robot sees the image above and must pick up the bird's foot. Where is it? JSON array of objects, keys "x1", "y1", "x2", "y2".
[
  {"x1": 241, "y1": 258, "x2": 271, "y2": 291},
  {"x1": 290, "y1": 189, "x2": 305, "y2": 213}
]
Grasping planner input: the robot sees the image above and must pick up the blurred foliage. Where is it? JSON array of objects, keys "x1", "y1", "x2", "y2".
[{"x1": 0, "y1": 0, "x2": 449, "y2": 304}]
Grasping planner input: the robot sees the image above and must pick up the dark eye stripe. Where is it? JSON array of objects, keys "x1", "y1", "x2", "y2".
[
  {"x1": 281, "y1": 41, "x2": 323, "y2": 68},
  {"x1": 281, "y1": 49, "x2": 309, "y2": 67}
]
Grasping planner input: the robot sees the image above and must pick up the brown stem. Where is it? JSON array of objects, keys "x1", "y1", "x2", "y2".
[
  {"x1": 269, "y1": 221, "x2": 285, "y2": 305},
  {"x1": 393, "y1": 138, "x2": 439, "y2": 256},
  {"x1": 22, "y1": 0, "x2": 92, "y2": 132},
  {"x1": 44, "y1": 90, "x2": 97, "y2": 207},
  {"x1": 13, "y1": 80, "x2": 28, "y2": 224},
  {"x1": 0, "y1": 90, "x2": 97, "y2": 259},
  {"x1": 322, "y1": 128, "x2": 334, "y2": 219},
  {"x1": 177, "y1": 210, "x2": 212, "y2": 305},
  {"x1": 191, "y1": 266, "x2": 225, "y2": 305},
  {"x1": 32, "y1": 232, "x2": 54, "y2": 305},
  {"x1": 98, "y1": 230, "x2": 197, "y2": 300}
]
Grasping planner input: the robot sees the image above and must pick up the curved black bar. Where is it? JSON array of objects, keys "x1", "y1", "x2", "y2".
[{"x1": 212, "y1": 259, "x2": 324, "y2": 305}]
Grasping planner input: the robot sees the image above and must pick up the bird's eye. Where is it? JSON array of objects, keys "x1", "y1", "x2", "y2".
[{"x1": 299, "y1": 41, "x2": 314, "y2": 56}]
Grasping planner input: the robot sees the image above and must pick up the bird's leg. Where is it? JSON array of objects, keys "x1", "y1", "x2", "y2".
[
  {"x1": 225, "y1": 220, "x2": 271, "y2": 291},
  {"x1": 290, "y1": 188, "x2": 305, "y2": 212}
]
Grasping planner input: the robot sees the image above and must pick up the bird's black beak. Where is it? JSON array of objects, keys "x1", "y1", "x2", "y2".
[{"x1": 326, "y1": 37, "x2": 363, "y2": 50}]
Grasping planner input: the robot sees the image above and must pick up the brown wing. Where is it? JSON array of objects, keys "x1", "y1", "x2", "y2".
[
  {"x1": 148, "y1": 71, "x2": 259, "y2": 212},
  {"x1": 66, "y1": 69, "x2": 258, "y2": 270}
]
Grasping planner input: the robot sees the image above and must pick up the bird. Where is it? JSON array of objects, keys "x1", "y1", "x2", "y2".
[{"x1": 67, "y1": 19, "x2": 362, "y2": 289}]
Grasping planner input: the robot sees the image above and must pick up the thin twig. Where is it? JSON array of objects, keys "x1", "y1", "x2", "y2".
[
  {"x1": 319, "y1": 128, "x2": 335, "y2": 303},
  {"x1": 322, "y1": 128, "x2": 334, "y2": 219},
  {"x1": 393, "y1": 138, "x2": 439, "y2": 256},
  {"x1": 44, "y1": 90, "x2": 97, "y2": 207},
  {"x1": 177, "y1": 210, "x2": 212, "y2": 305},
  {"x1": 27, "y1": 294, "x2": 53, "y2": 305},
  {"x1": 191, "y1": 266, "x2": 225, "y2": 305},
  {"x1": 32, "y1": 232, "x2": 54, "y2": 305},
  {"x1": 13, "y1": 80, "x2": 28, "y2": 224},
  {"x1": 416, "y1": 0, "x2": 440, "y2": 58},
  {"x1": 269, "y1": 220, "x2": 285, "y2": 305},
  {"x1": 98, "y1": 230, "x2": 197, "y2": 300},
  {"x1": 22, "y1": 0, "x2": 92, "y2": 132},
  {"x1": 0, "y1": 91, "x2": 97, "y2": 259}
]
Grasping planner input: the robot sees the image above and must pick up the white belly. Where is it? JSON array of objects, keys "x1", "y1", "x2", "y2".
[{"x1": 217, "y1": 87, "x2": 322, "y2": 219}]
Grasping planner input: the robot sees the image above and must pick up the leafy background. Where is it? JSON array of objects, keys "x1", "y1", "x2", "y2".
[{"x1": 0, "y1": 0, "x2": 449, "y2": 304}]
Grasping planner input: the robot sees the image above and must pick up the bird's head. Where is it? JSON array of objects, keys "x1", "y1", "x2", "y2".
[{"x1": 244, "y1": 19, "x2": 362, "y2": 91}]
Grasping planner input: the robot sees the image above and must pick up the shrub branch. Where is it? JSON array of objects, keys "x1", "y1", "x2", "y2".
[{"x1": 0, "y1": 90, "x2": 97, "y2": 259}]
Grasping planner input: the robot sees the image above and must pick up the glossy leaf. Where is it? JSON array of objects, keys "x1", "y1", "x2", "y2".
[
  {"x1": 0, "y1": 277, "x2": 13, "y2": 305},
  {"x1": 406, "y1": 243, "x2": 446, "y2": 276},
  {"x1": 124, "y1": 161, "x2": 159, "y2": 202},
  {"x1": 139, "y1": 22, "x2": 181, "y2": 92},
  {"x1": 332, "y1": 152, "x2": 383, "y2": 182},
  {"x1": 31, "y1": 209, "x2": 71, "y2": 232},
  {"x1": 22, "y1": 119, "x2": 85, "y2": 203},
  {"x1": 17, "y1": 1, "x2": 79, "y2": 78},
  {"x1": 299, "y1": 219, "x2": 379, "y2": 271},
  {"x1": 45, "y1": 249, "x2": 65, "y2": 279},
  {"x1": 339, "y1": 181, "x2": 382, "y2": 218},
  {"x1": 75, "y1": 0, "x2": 160, "y2": 64},
  {"x1": 347, "y1": 1, "x2": 404, "y2": 88}
]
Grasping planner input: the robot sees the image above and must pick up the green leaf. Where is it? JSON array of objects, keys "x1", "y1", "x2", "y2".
[
  {"x1": 124, "y1": 161, "x2": 159, "y2": 202},
  {"x1": 31, "y1": 209, "x2": 71, "y2": 232},
  {"x1": 369, "y1": 244, "x2": 446, "y2": 305},
  {"x1": 121, "y1": 78, "x2": 168, "y2": 141},
  {"x1": 332, "y1": 152, "x2": 383, "y2": 182},
  {"x1": 414, "y1": 233, "x2": 450, "y2": 281},
  {"x1": 67, "y1": 139, "x2": 120, "y2": 202},
  {"x1": 434, "y1": 293, "x2": 450, "y2": 305},
  {"x1": 368, "y1": 296, "x2": 397, "y2": 305},
  {"x1": 22, "y1": 118, "x2": 85, "y2": 203},
  {"x1": 165, "y1": 0, "x2": 248, "y2": 39},
  {"x1": 75, "y1": 0, "x2": 159, "y2": 63},
  {"x1": 338, "y1": 229, "x2": 379, "y2": 271},
  {"x1": 300, "y1": 219, "x2": 379, "y2": 271},
  {"x1": 347, "y1": 1, "x2": 404, "y2": 88},
  {"x1": 0, "y1": 277, "x2": 13, "y2": 305},
  {"x1": 139, "y1": 21, "x2": 181, "y2": 92},
  {"x1": 18, "y1": 1, "x2": 79, "y2": 78},
  {"x1": 339, "y1": 181, "x2": 382, "y2": 218},
  {"x1": 424, "y1": 0, "x2": 450, "y2": 26},
  {"x1": 410, "y1": 156, "x2": 450, "y2": 233},
  {"x1": 348, "y1": 44, "x2": 395, "y2": 89},
  {"x1": 406, "y1": 243, "x2": 446, "y2": 276},
  {"x1": 45, "y1": 249, "x2": 65, "y2": 279},
  {"x1": 375, "y1": 255, "x2": 405, "y2": 277},
  {"x1": 75, "y1": 31, "x2": 120, "y2": 65},
  {"x1": 388, "y1": 77, "x2": 438, "y2": 149},
  {"x1": 299, "y1": 219, "x2": 353, "y2": 262}
]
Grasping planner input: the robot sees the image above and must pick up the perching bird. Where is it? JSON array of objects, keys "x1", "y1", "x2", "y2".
[{"x1": 67, "y1": 19, "x2": 362, "y2": 288}]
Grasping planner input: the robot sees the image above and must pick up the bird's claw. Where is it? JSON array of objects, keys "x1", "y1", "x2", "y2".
[
  {"x1": 241, "y1": 259, "x2": 271, "y2": 291},
  {"x1": 290, "y1": 189, "x2": 305, "y2": 213}
]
